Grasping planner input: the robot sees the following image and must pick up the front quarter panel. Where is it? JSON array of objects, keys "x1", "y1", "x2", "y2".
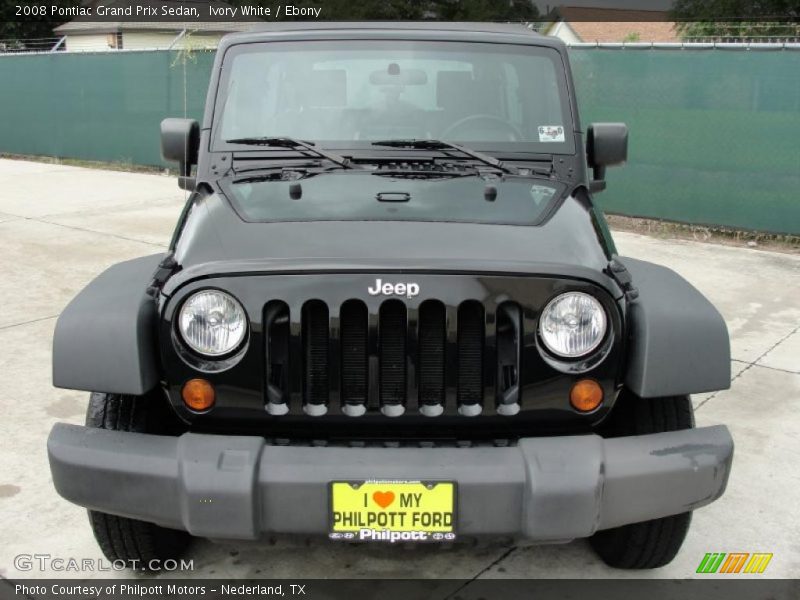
[
  {"x1": 620, "y1": 257, "x2": 731, "y2": 397},
  {"x1": 52, "y1": 254, "x2": 164, "y2": 395}
]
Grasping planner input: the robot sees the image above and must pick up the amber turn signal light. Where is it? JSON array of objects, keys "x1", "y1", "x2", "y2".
[
  {"x1": 570, "y1": 379, "x2": 603, "y2": 412},
  {"x1": 182, "y1": 378, "x2": 215, "y2": 411}
]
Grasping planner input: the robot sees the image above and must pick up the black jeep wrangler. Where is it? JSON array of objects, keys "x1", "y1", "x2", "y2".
[{"x1": 48, "y1": 23, "x2": 733, "y2": 570}]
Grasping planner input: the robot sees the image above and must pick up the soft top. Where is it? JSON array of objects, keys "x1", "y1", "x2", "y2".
[
  {"x1": 243, "y1": 21, "x2": 542, "y2": 35},
  {"x1": 217, "y1": 21, "x2": 564, "y2": 52}
]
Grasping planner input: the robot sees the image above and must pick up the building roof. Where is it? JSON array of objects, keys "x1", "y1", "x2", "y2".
[{"x1": 548, "y1": 7, "x2": 680, "y2": 43}]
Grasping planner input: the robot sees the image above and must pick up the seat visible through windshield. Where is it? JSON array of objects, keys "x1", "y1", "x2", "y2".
[{"x1": 215, "y1": 40, "x2": 574, "y2": 153}]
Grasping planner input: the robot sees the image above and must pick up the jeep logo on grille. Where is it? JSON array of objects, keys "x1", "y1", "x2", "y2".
[{"x1": 368, "y1": 279, "x2": 420, "y2": 298}]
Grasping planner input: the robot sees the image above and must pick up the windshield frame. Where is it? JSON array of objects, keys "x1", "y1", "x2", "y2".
[{"x1": 209, "y1": 39, "x2": 577, "y2": 157}]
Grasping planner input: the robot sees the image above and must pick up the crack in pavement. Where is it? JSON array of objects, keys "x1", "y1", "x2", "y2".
[
  {"x1": 0, "y1": 314, "x2": 59, "y2": 332},
  {"x1": 442, "y1": 545, "x2": 517, "y2": 599},
  {"x1": 0, "y1": 166, "x2": 86, "y2": 177},
  {"x1": 696, "y1": 323, "x2": 800, "y2": 411},
  {"x1": 6, "y1": 215, "x2": 168, "y2": 249},
  {"x1": 33, "y1": 195, "x2": 183, "y2": 220},
  {"x1": 731, "y1": 358, "x2": 799, "y2": 376}
]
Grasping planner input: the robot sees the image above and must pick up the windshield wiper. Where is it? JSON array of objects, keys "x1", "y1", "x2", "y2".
[
  {"x1": 225, "y1": 137, "x2": 360, "y2": 170},
  {"x1": 371, "y1": 139, "x2": 519, "y2": 175}
]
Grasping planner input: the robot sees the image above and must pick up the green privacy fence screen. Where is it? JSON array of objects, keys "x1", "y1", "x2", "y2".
[
  {"x1": 569, "y1": 47, "x2": 800, "y2": 235},
  {"x1": 0, "y1": 47, "x2": 798, "y2": 233},
  {"x1": 0, "y1": 50, "x2": 214, "y2": 167}
]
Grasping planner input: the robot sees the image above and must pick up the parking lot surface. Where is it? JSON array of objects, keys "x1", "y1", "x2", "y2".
[{"x1": 0, "y1": 158, "x2": 798, "y2": 581}]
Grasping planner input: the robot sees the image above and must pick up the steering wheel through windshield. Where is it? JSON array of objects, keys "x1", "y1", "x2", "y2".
[{"x1": 441, "y1": 114, "x2": 523, "y2": 142}]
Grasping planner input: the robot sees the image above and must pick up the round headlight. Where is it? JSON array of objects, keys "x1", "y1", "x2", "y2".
[
  {"x1": 178, "y1": 290, "x2": 247, "y2": 357},
  {"x1": 539, "y1": 292, "x2": 607, "y2": 358}
]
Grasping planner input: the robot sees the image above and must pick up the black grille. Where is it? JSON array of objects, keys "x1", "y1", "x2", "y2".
[
  {"x1": 418, "y1": 301, "x2": 446, "y2": 407},
  {"x1": 340, "y1": 301, "x2": 368, "y2": 407},
  {"x1": 379, "y1": 301, "x2": 406, "y2": 409},
  {"x1": 302, "y1": 301, "x2": 329, "y2": 411},
  {"x1": 265, "y1": 298, "x2": 521, "y2": 417},
  {"x1": 265, "y1": 301, "x2": 290, "y2": 407},
  {"x1": 457, "y1": 301, "x2": 484, "y2": 411}
]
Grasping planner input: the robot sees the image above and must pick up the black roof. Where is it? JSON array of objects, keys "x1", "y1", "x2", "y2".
[
  {"x1": 218, "y1": 21, "x2": 565, "y2": 52},
  {"x1": 245, "y1": 21, "x2": 541, "y2": 35}
]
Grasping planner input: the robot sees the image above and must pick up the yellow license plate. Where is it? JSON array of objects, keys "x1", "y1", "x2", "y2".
[{"x1": 329, "y1": 480, "x2": 456, "y2": 542}]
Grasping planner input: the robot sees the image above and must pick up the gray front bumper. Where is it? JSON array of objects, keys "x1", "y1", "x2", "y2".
[{"x1": 47, "y1": 423, "x2": 733, "y2": 542}]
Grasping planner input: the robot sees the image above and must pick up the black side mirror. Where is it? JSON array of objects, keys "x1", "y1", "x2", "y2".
[
  {"x1": 161, "y1": 118, "x2": 199, "y2": 191},
  {"x1": 586, "y1": 122, "x2": 628, "y2": 193}
]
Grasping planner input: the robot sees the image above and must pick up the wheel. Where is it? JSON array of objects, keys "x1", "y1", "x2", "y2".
[
  {"x1": 589, "y1": 392, "x2": 695, "y2": 569},
  {"x1": 85, "y1": 392, "x2": 191, "y2": 570}
]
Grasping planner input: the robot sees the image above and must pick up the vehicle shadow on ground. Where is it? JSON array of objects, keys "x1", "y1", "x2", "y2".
[{"x1": 156, "y1": 535, "x2": 617, "y2": 579}]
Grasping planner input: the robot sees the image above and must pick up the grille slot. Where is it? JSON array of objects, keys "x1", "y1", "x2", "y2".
[
  {"x1": 496, "y1": 302, "x2": 522, "y2": 416},
  {"x1": 265, "y1": 301, "x2": 290, "y2": 415},
  {"x1": 379, "y1": 300, "x2": 407, "y2": 415},
  {"x1": 340, "y1": 300, "x2": 368, "y2": 412},
  {"x1": 457, "y1": 301, "x2": 485, "y2": 415},
  {"x1": 418, "y1": 300, "x2": 446, "y2": 409},
  {"x1": 302, "y1": 300, "x2": 329, "y2": 414}
]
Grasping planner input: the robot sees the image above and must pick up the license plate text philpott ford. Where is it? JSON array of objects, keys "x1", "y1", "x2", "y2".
[{"x1": 329, "y1": 481, "x2": 456, "y2": 543}]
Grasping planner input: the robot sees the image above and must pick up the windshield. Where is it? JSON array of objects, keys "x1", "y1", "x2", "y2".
[
  {"x1": 220, "y1": 173, "x2": 564, "y2": 226},
  {"x1": 213, "y1": 40, "x2": 574, "y2": 154}
]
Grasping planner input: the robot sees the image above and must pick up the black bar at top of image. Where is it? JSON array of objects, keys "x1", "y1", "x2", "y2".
[
  {"x1": 2, "y1": 579, "x2": 800, "y2": 600},
  {"x1": 3, "y1": 0, "x2": 800, "y2": 25}
]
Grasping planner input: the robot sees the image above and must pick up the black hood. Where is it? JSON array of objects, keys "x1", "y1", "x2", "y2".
[{"x1": 167, "y1": 189, "x2": 616, "y2": 295}]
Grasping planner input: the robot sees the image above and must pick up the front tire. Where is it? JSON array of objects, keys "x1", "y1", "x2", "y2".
[
  {"x1": 589, "y1": 392, "x2": 694, "y2": 569},
  {"x1": 85, "y1": 392, "x2": 191, "y2": 570}
]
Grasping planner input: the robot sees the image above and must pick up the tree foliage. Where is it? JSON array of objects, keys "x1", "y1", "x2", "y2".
[
  {"x1": 670, "y1": 0, "x2": 799, "y2": 39},
  {"x1": 229, "y1": 0, "x2": 539, "y2": 21},
  {"x1": 1, "y1": 0, "x2": 541, "y2": 45},
  {"x1": 0, "y1": 1, "x2": 74, "y2": 43},
  {"x1": 430, "y1": 0, "x2": 539, "y2": 21}
]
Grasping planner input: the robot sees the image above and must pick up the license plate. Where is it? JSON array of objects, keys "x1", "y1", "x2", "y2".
[{"x1": 329, "y1": 480, "x2": 456, "y2": 543}]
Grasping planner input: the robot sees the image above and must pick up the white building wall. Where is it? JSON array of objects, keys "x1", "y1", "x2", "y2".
[
  {"x1": 121, "y1": 32, "x2": 175, "y2": 50},
  {"x1": 174, "y1": 33, "x2": 224, "y2": 50},
  {"x1": 63, "y1": 34, "x2": 114, "y2": 52},
  {"x1": 62, "y1": 32, "x2": 223, "y2": 52},
  {"x1": 122, "y1": 32, "x2": 222, "y2": 50},
  {"x1": 546, "y1": 22, "x2": 583, "y2": 44}
]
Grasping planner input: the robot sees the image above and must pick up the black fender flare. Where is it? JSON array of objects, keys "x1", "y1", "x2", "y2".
[
  {"x1": 52, "y1": 254, "x2": 164, "y2": 395},
  {"x1": 619, "y1": 257, "x2": 731, "y2": 398}
]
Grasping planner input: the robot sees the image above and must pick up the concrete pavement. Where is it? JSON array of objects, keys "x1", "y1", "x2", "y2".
[{"x1": 0, "y1": 158, "x2": 798, "y2": 581}]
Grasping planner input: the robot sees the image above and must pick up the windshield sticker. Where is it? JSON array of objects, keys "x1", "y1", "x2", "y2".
[
  {"x1": 530, "y1": 185, "x2": 556, "y2": 205},
  {"x1": 538, "y1": 125, "x2": 565, "y2": 143}
]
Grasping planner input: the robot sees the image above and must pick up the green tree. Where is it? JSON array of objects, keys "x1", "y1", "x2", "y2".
[
  {"x1": 0, "y1": 1, "x2": 73, "y2": 44},
  {"x1": 229, "y1": 0, "x2": 538, "y2": 21},
  {"x1": 670, "y1": 0, "x2": 799, "y2": 39},
  {"x1": 433, "y1": 0, "x2": 539, "y2": 20}
]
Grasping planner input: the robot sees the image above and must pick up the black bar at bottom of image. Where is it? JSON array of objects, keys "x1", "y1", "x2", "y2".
[{"x1": 2, "y1": 579, "x2": 800, "y2": 600}]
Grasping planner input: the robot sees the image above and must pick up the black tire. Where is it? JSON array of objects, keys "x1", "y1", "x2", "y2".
[
  {"x1": 589, "y1": 392, "x2": 694, "y2": 569},
  {"x1": 85, "y1": 392, "x2": 191, "y2": 570}
]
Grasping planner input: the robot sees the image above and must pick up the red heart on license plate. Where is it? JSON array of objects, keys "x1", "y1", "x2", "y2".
[{"x1": 372, "y1": 491, "x2": 395, "y2": 509}]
